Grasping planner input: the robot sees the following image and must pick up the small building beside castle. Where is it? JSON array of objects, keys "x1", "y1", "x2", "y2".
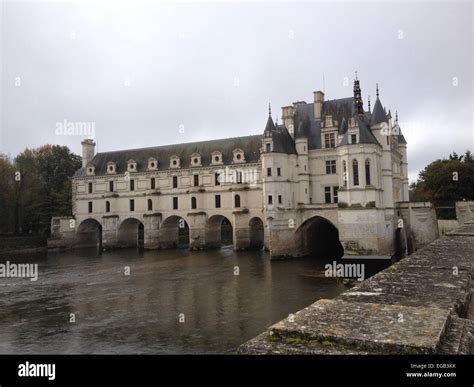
[{"x1": 50, "y1": 79, "x2": 439, "y2": 258}]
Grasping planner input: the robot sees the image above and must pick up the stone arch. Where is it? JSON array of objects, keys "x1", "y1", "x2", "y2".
[
  {"x1": 160, "y1": 215, "x2": 189, "y2": 249},
  {"x1": 294, "y1": 216, "x2": 344, "y2": 260},
  {"x1": 205, "y1": 215, "x2": 233, "y2": 248},
  {"x1": 77, "y1": 218, "x2": 102, "y2": 249},
  {"x1": 117, "y1": 217, "x2": 144, "y2": 248},
  {"x1": 248, "y1": 217, "x2": 264, "y2": 250}
]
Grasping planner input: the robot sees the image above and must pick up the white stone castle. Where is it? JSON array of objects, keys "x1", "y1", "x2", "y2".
[{"x1": 50, "y1": 79, "x2": 439, "y2": 258}]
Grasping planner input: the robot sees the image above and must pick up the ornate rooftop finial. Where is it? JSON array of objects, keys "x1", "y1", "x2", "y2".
[
  {"x1": 395, "y1": 110, "x2": 399, "y2": 122},
  {"x1": 268, "y1": 103, "x2": 272, "y2": 116},
  {"x1": 368, "y1": 95, "x2": 371, "y2": 113},
  {"x1": 353, "y1": 77, "x2": 364, "y2": 116},
  {"x1": 376, "y1": 83, "x2": 379, "y2": 98},
  {"x1": 355, "y1": 70, "x2": 358, "y2": 81}
]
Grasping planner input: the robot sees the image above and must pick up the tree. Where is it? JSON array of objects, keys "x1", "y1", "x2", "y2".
[
  {"x1": 6, "y1": 145, "x2": 81, "y2": 234},
  {"x1": 411, "y1": 150, "x2": 474, "y2": 203}
]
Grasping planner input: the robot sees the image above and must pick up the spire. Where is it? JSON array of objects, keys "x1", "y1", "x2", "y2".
[
  {"x1": 368, "y1": 95, "x2": 371, "y2": 113},
  {"x1": 376, "y1": 83, "x2": 379, "y2": 98},
  {"x1": 353, "y1": 76, "x2": 364, "y2": 116},
  {"x1": 264, "y1": 104, "x2": 275, "y2": 135},
  {"x1": 395, "y1": 110, "x2": 399, "y2": 122}
]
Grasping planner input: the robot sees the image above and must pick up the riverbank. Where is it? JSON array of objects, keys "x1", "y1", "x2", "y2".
[
  {"x1": 0, "y1": 235, "x2": 47, "y2": 257},
  {"x1": 239, "y1": 221, "x2": 474, "y2": 354}
]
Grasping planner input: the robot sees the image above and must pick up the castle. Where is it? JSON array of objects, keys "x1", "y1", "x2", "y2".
[{"x1": 50, "y1": 79, "x2": 439, "y2": 258}]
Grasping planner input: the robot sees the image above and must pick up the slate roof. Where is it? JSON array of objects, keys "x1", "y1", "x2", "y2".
[
  {"x1": 370, "y1": 97, "x2": 388, "y2": 125},
  {"x1": 293, "y1": 97, "x2": 358, "y2": 149},
  {"x1": 73, "y1": 135, "x2": 262, "y2": 177},
  {"x1": 339, "y1": 116, "x2": 381, "y2": 146},
  {"x1": 268, "y1": 124, "x2": 297, "y2": 154}
]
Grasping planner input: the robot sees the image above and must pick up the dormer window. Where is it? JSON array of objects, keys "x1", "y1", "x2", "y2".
[
  {"x1": 351, "y1": 134, "x2": 357, "y2": 144},
  {"x1": 148, "y1": 157, "x2": 158, "y2": 170},
  {"x1": 232, "y1": 148, "x2": 245, "y2": 163},
  {"x1": 324, "y1": 133, "x2": 336, "y2": 148},
  {"x1": 127, "y1": 159, "x2": 137, "y2": 172},
  {"x1": 106, "y1": 161, "x2": 116, "y2": 174},
  {"x1": 86, "y1": 163, "x2": 95, "y2": 176},
  {"x1": 170, "y1": 155, "x2": 180, "y2": 169},
  {"x1": 325, "y1": 114, "x2": 333, "y2": 128},
  {"x1": 211, "y1": 151, "x2": 223, "y2": 165},
  {"x1": 190, "y1": 153, "x2": 201, "y2": 167}
]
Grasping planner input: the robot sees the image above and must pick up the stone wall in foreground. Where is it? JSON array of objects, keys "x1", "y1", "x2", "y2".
[{"x1": 239, "y1": 221, "x2": 474, "y2": 354}]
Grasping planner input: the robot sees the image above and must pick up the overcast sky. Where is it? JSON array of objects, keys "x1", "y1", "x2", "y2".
[{"x1": 1, "y1": 0, "x2": 472, "y2": 182}]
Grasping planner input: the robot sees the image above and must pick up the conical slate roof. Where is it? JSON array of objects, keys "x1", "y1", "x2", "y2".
[
  {"x1": 265, "y1": 115, "x2": 276, "y2": 133},
  {"x1": 370, "y1": 97, "x2": 388, "y2": 125}
]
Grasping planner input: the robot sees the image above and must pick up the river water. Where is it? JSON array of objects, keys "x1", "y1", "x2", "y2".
[{"x1": 0, "y1": 247, "x2": 389, "y2": 354}]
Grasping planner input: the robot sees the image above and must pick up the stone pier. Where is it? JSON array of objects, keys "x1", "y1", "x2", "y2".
[{"x1": 239, "y1": 221, "x2": 474, "y2": 354}]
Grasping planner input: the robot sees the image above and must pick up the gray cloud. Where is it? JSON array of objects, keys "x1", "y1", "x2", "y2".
[{"x1": 1, "y1": 1, "x2": 472, "y2": 182}]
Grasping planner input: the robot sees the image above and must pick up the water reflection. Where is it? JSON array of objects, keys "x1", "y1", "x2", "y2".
[{"x1": 0, "y1": 248, "x2": 387, "y2": 354}]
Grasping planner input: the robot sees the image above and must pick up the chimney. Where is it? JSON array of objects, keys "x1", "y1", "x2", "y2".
[
  {"x1": 81, "y1": 139, "x2": 96, "y2": 168},
  {"x1": 282, "y1": 105, "x2": 295, "y2": 136},
  {"x1": 314, "y1": 91, "x2": 324, "y2": 119}
]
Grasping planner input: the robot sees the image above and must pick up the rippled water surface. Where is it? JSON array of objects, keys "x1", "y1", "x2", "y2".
[{"x1": 0, "y1": 247, "x2": 376, "y2": 354}]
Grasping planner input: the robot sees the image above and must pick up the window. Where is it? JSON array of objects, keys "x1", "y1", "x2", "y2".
[
  {"x1": 351, "y1": 134, "x2": 357, "y2": 144},
  {"x1": 234, "y1": 194, "x2": 241, "y2": 208},
  {"x1": 266, "y1": 143, "x2": 271, "y2": 152},
  {"x1": 325, "y1": 160, "x2": 336, "y2": 174},
  {"x1": 193, "y1": 174, "x2": 199, "y2": 187},
  {"x1": 191, "y1": 196, "x2": 197, "y2": 209},
  {"x1": 173, "y1": 197, "x2": 178, "y2": 210},
  {"x1": 268, "y1": 195, "x2": 273, "y2": 205},
  {"x1": 343, "y1": 160, "x2": 347, "y2": 188},
  {"x1": 150, "y1": 178, "x2": 156, "y2": 189},
  {"x1": 172, "y1": 176, "x2": 178, "y2": 188},
  {"x1": 236, "y1": 171, "x2": 242, "y2": 184},
  {"x1": 88, "y1": 201, "x2": 93, "y2": 213},
  {"x1": 324, "y1": 187, "x2": 331, "y2": 204},
  {"x1": 106, "y1": 201, "x2": 110, "y2": 213},
  {"x1": 148, "y1": 199, "x2": 153, "y2": 211},
  {"x1": 215, "y1": 173, "x2": 220, "y2": 185},
  {"x1": 333, "y1": 186, "x2": 339, "y2": 204},
  {"x1": 387, "y1": 136, "x2": 390, "y2": 146},
  {"x1": 365, "y1": 159, "x2": 371, "y2": 186},
  {"x1": 129, "y1": 199, "x2": 135, "y2": 211},
  {"x1": 130, "y1": 179, "x2": 135, "y2": 191},
  {"x1": 353, "y1": 159, "x2": 359, "y2": 186},
  {"x1": 267, "y1": 168, "x2": 272, "y2": 177},
  {"x1": 215, "y1": 195, "x2": 221, "y2": 208},
  {"x1": 109, "y1": 181, "x2": 114, "y2": 192},
  {"x1": 278, "y1": 195, "x2": 282, "y2": 204},
  {"x1": 324, "y1": 133, "x2": 336, "y2": 148},
  {"x1": 277, "y1": 167, "x2": 281, "y2": 176},
  {"x1": 88, "y1": 182, "x2": 93, "y2": 194}
]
